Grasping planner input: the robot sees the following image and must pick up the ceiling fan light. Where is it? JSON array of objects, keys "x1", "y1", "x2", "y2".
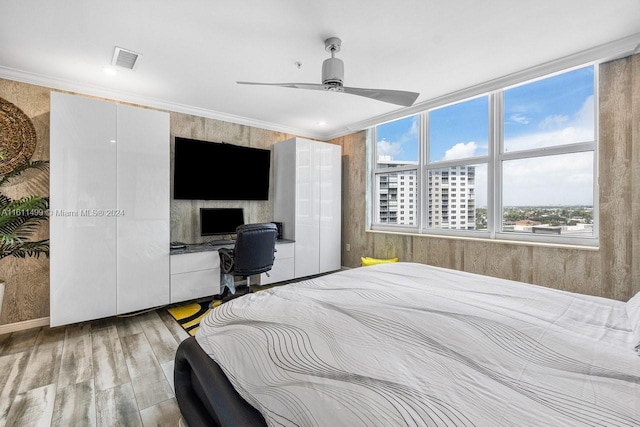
[{"x1": 322, "y1": 57, "x2": 344, "y2": 85}]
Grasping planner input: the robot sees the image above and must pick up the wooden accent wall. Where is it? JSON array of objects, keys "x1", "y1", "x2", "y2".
[
  {"x1": 599, "y1": 54, "x2": 639, "y2": 300},
  {"x1": 335, "y1": 54, "x2": 640, "y2": 301}
]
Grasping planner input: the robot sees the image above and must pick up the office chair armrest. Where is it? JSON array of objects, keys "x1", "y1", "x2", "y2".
[{"x1": 218, "y1": 247, "x2": 235, "y2": 274}]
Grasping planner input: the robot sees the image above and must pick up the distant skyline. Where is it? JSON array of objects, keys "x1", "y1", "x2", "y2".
[{"x1": 376, "y1": 66, "x2": 595, "y2": 207}]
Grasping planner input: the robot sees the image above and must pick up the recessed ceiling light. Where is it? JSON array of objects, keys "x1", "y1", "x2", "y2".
[
  {"x1": 103, "y1": 67, "x2": 117, "y2": 76},
  {"x1": 318, "y1": 121, "x2": 327, "y2": 126}
]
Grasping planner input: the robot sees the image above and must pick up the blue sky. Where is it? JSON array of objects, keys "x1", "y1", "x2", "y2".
[
  {"x1": 504, "y1": 66, "x2": 594, "y2": 143},
  {"x1": 429, "y1": 96, "x2": 488, "y2": 160},
  {"x1": 376, "y1": 65, "x2": 595, "y2": 206}
]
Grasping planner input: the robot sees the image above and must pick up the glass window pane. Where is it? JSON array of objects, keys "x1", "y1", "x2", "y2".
[
  {"x1": 376, "y1": 115, "x2": 419, "y2": 169},
  {"x1": 503, "y1": 66, "x2": 595, "y2": 152},
  {"x1": 426, "y1": 164, "x2": 487, "y2": 230},
  {"x1": 429, "y1": 96, "x2": 489, "y2": 162},
  {"x1": 376, "y1": 170, "x2": 418, "y2": 225},
  {"x1": 502, "y1": 152, "x2": 594, "y2": 237}
]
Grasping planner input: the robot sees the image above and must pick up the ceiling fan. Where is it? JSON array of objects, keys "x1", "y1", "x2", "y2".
[{"x1": 237, "y1": 37, "x2": 420, "y2": 107}]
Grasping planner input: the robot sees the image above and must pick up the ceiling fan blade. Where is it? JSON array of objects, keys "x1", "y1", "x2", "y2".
[
  {"x1": 237, "y1": 81, "x2": 420, "y2": 107},
  {"x1": 237, "y1": 81, "x2": 328, "y2": 91},
  {"x1": 342, "y1": 86, "x2": 419, "y2": 107}
]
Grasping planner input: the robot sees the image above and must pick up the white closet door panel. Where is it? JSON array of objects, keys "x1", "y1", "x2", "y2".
[
  {"x1": 319, "y1": 143, "x2": 342, "y2": 273},
  {"x1": 50, "y1": 217, "x2": 117, "y2": 326},
  {"x1": 294, "y1": 139, "x2": 320, "y2": 278},
  {"x1": 273, "y1": 140, "x2": 296, "y2": 240},
  {"x1": 50, "y1": 92, "x2": 117, "y2": 326},
  {"x1": 116, "y1": 105, "x2": 170, "y2": 314}
]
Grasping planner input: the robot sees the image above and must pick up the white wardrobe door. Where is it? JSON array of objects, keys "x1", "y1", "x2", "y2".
[
  {"x1": 50, "y1": 92, "x2": 117, "y2": 327},
  {"x1": 294, "y1": 139, "x2": 320, "y2": 278},
  {"x1": 116, "y1": 105, "x2": 170, "y2": 314},
  {"x1": 273, "y1": 139, "x2": 296, "y2": 240},
  {"x1": 318, "y1": 143, "x2": 342, "y2": 273}
]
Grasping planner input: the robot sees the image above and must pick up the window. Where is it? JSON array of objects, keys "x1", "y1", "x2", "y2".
[
  {"x1": 374, "y1": 116, "x2": 419, "y2": 228},
  {"x1": 499, "y1": 67, "x2": 596, "y2": 241},
  {"x1": 370, "y1": 65, "x2": 597, "y2": 245}
]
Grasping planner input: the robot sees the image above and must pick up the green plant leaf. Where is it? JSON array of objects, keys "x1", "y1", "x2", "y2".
[
  {"x1": 0, "y1": 160, "x2": 49, "y2": 187},
  {"x1": 0, "y1": 158, "x2": 50, "y2": 260},
  {"x1": 0, "y1": 196, "x2": 49, "y2": 237},
  {"x1": 0, "y1": 239, "x2": 49, "y2": 260}
]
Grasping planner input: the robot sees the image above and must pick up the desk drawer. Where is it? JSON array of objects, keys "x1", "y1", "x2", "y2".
[
  {"x1": 171, "y1": 251, "x2": 220, "y2": 274},
  {"x1": 274, "y1": 242, "x2": 294, "y2": 259}
]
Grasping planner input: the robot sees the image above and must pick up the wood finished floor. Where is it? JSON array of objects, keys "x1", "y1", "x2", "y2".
[{"x1": 0, "y1": 307, "x2": 191, "y2": 427}]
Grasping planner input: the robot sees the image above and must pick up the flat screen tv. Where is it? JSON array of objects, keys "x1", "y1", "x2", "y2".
[
  {"x1": 200, "y1": 208, "x2": 245, "y2": 236},
  {"x1": 174, "y1": 137, "x2": 270, "y2": 200}
]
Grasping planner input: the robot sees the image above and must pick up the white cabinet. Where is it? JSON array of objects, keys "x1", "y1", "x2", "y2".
[
  {"x1": 116, "y1": 105, "x2": 170, "y2": 313},
  {"x1": 261, "y1": 242, "x2": 295, "y2": 285},
  {"x1": 50, "y1": 93, "x2": 118, "y2": 326},
  {"x1": 170, "y1": 251, "x2": 221, "y2": 303},
  {"x1": 50, "y1": 92, "x2": 170, "y2": 327},
  {"x1": 274, "y1": 138, "x2": 341, "y2": 278}
]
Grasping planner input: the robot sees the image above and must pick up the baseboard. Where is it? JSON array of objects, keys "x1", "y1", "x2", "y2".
[{"x1": 0, "y1": 317, "x2": 50, "y2": 335}]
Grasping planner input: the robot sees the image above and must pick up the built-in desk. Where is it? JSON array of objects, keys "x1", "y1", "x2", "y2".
[{"x1": 169, "y1": 240, "x2": 295, "y2": 304}]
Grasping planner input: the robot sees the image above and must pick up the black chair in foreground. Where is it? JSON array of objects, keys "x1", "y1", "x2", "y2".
[{"x1": 217, "y1": 223, "x2": 278, "y2": 303}]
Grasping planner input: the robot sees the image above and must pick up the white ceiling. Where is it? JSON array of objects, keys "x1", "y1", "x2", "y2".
[{"x1": 1, "y1": 0, "x2": 639, "y2": 140}]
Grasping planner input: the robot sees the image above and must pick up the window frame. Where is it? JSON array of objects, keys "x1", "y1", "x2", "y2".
[{"x1": 369, "y1": 63, "x2": 599, "y2": 247}]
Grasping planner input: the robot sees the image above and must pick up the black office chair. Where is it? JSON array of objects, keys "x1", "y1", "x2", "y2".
[{"x1": 217, "y1": 223, "x2": 278, "y2": 302}]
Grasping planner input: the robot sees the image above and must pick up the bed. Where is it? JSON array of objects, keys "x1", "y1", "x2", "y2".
[{"x1": 174, "y1": 262, "x2": 640, "y2": 426}]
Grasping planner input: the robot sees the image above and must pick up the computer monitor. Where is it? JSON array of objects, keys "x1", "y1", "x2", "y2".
[{"x1": 200, "y1": 208, "x2": 245, "y2": 236}]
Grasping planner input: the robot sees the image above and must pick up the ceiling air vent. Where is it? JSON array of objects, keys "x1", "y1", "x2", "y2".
[{"x1": 111, "y1": 47, "x2": 140, "y2": 70}]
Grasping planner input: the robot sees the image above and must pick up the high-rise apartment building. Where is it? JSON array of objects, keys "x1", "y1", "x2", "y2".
[
  {"x1": 427, "y1": 166, "x2": 476, "y2": 230},
  {"x1": 377, "y1": 157, "x2": 417, "y2": 225},
  {"x1": 377, "y1": 157, "x2": 476, "y2": 230}
]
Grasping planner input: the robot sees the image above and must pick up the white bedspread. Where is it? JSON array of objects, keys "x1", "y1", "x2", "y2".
[{"x1": 196, "y1": 262, "x2": 640, "y2": 426}]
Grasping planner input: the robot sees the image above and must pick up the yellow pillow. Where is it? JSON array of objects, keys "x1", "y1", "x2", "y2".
[{"x1": 361, "y1": 256, "x2": 399, "y2": 266}]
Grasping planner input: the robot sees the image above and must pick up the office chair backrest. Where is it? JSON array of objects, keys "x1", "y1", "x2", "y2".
[{"x1": 233, "y1": 223, "x2": 278, "y2": 276}]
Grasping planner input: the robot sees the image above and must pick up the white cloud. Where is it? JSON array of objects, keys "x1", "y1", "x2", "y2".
[
  {"x1": 376, "y1": 116, "x2": 419, "y2": 160},
  {"x1": 502, "y1": 151, "x2": 593, "y2": 206},
  {"x1": 574, "y1": 94, "x2": 594, "y2": 129},
  {"x1": 505, "y1": 95, "x2": 595, "y2": 152},
  {"x1": 509, "y1": 113, "x2": 530, "y2": 125},
  {"x1": 377, "y1": 138, "x2": 402, "y2": 158},
  {"x1": 443, "y1": 141, "x2": 477, "y2": 160},
  {"x1": 538, "y1": 114, "x2": 569, "y2": 130}
]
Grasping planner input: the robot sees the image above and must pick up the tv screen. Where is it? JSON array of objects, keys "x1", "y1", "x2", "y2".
[
  {"x1": 174, "y1": 137, "x2": 270, "y2": 200},
  {"x1": 200, "y1": 208, "x2": 245, "y2": 236}
]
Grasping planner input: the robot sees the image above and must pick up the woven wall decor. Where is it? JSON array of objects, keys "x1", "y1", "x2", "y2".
[{"x1": 0, "y1": 97, "x2": 37, "y2": 175}]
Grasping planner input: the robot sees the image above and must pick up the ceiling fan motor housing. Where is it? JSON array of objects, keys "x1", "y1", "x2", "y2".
[{"x1": 322, "y1": 57, "x2": 344, "y2": 86}]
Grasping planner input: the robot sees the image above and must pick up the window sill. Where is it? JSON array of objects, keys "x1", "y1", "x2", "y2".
[{"x1": 366, "y1": 229, "x2": 599, "y2": 251}]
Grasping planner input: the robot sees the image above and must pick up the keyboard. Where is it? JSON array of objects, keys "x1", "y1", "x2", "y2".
[{"x1": 209, "y1": 240, "x2": 235, "y2": 246}]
